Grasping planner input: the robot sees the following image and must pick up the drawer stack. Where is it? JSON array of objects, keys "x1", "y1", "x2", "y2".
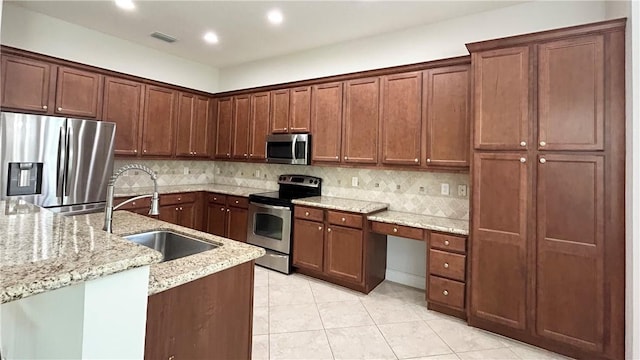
[{"x1": 426, "y1": 232, "x2": 468, "y2": 319}]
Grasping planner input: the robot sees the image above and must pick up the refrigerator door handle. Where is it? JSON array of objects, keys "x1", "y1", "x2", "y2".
[
  {"x1": 64, "y1": 125, "x2": 74, "y2": 196},
  {"x1": 56, "y1": 126, "x2": 66, "y2": 198}
]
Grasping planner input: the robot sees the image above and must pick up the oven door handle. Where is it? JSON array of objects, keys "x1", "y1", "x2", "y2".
[{"x1": 250, "y1": 202, "x2": 291, "y2": 211}]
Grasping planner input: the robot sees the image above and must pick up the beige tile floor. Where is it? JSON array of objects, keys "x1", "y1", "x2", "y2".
[{"x1": 252, "y1": 265, "x2": 572, "y2": 360}]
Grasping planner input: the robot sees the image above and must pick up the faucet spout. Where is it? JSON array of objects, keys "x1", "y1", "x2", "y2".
[{"x1": 103, "y1": 164, "x2": 160, "y2": 233}]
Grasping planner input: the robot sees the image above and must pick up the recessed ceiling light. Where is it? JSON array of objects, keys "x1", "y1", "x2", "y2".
[
  {"x1": 203, "y1": 32, "x2": 219, "y2": 44},
  {"x1": 115, "y1": 0, "x2": 135, "y2": 11},
  {"x1": 267, "y1": 9, "x2": 284, "y2": 25}
]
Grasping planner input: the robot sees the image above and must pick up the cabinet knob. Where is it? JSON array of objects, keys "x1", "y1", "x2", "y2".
[
  {"x1": 227, "y1": 153, "x2": 230, "y2": 157},
  {"x1": 540, "y1": 158, "x2": 547, "y2": 164},
  {"x1": 520, "y1": 157, "x2": 526, "y2": 163},
  {"x1": 42, "y1": 105, "x2": 48, "y2": 110},
  {"x1": 244, "y1": 154, "x2": 248, "y2": 157},
  {"x1": 169, "y1": 355, "x2": 175, "y2": 360},
  {"x1": 335, "y1": 156, "x2": 339, "y2": 160},
  {"x1": 443, "y1": 290, "x2": 449, "y2": 296},
  {"x1": 220, "y1": 207, "x2": 225, "y2": 211},
  {"x1": 179, "y1": 207, "x2": 183, "y2": 211},
  {"x1": 132, "y1": 202, "x2": 136, "y2": 206},
  {"x1": 444, "y1": 240, "x2": 450, "y2": 246},
  {"x1": 520, "y1": 141, "x2": 527, "y2": 147},
  {"x1": 235, "y1": 200, "x2": 239, "y2": 204},
  {"x1": 178, "y1": 197, "x2": 181, "y2": 201},
  {"x1": 305, "y1": 211, "x2": 310, "y2": 216},
  {"x1": 393, "y1": 227, "x2": 398, "y2": 233},
  {"x1": 284, "y1": 127, "x2": 288, "y2": 131},
  {"x1": 327, "y1": 228, "x2": 332, "y2": 232},
  {"x1": 341, "y1": 217, "x2": 346, "y2": 222},
  {"x1": 539, "y1": 141, "x2": 546, "y2": 147},
  {"x1": 214, "y1": 197, "x2": 217, "y2": 201},
  {"x1": 318, "y1": 226, "x2": 322, "y2": 231},
  {"x1": 57, "y1": 107, "x2": 62, "y2": 111},
  {"x1": 143, "y1": 149, "x2": 147, "y2": 153},
  {"x1": 227, "y1": 209, "x2": 230, "y2": 212},
  {"x1": 414, "y1": 158, "x2": 418, "y2": 163},
  {"x1": 443, "y1": 262, "x2": 449, "y2": 269},
  {"x1": 344, "y1": 156, "x2": 348, "y2": 160},
  {"x1": 250, "y1": 153, "x2": 253, "y2": 156},
  {"x1": 427, "y1": 158, "x2": 431, "y2": 163},
  {"x1": 134, "y1": 149, "x2": 138, "y2": 153},
  {"x1": 194, "y1": 151, "x2": 197, "y2": 155},
  {"x1": 175, "y1": 207, "x2": 179, "y2": 211}
]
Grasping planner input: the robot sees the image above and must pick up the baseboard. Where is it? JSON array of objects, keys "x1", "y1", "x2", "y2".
[{"x1": 385, "y1": 269, "x2": 426, "y2": 290}]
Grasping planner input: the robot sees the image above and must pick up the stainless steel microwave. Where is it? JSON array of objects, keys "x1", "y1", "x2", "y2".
[{"x1": 266, "y1": 134, "x2": 311, "y2": 165}]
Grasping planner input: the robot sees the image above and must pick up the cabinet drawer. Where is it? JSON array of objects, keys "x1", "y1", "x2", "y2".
[
  {"x1": 160, "y1": 192, "x2": 196, "y2": 205},
  {"x1": 327, "y1": 211, "x2": 363, "y2": 229},
  {"x1": 114, "y1": 196, "x2": 150, "y2": 210},
  {"x1": 208, "y1": 193, "x2": 226, "y2": 205},
  {"x1": 228, "y1": 196, "x2": 249, "y2": 209},
  {"x1": 371, "y1": 222, "x2": 423, "y2": 240},
  {"x1": 430, "y1": 232, "x2": 466, "y2": 253},
  {"x1": 294, "y1": 206, "x2": 324, "y2": 222},
  {"x1": 429, "y1": 249, "x2": 466, "y2": 281},
  {"x1": 428, "y1": 275, "x2": 465, "y2": 309}
]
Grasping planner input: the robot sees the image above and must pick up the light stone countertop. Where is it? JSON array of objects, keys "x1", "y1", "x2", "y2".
[
  {"x1": 77, "y1": 211, "x2": 265, "y2": 295},
  {"x1": 0, "y1": 200, "x2": 162, "y2": 304},
  {"x1": 114, "y1": 184, "x2": 268, "y2": 198},
  {"x1": 367, "y1": 210, "x2": 469, "y2": 236},
  {"x1": 292, "y1": 196, "x2": 388, "y2": 214}
]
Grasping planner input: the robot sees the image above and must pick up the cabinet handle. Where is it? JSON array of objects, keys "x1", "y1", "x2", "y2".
[
  {"x1": 443, "y1": 290, "x2": 449, "y2": 296},
  {"x1": 443, "y1": 262, "x2": 449, "y2": 269},
  {"x1": 539, "y1": 141, "x2": 546, "y2": 147},
  {"x1": 520, "y1": 141, "x2": 527, "y2": 147},
  {"x1": 520, "y1": 157, "x2": 526, "y2": 163},
  {"x1": 318, "y1": 226, "x2": 323, "y2": 231},
  {"x1": 393, "y1": 227, "x2": 398, "y2": 233},
  {"x1": 305, "y1": 211, "x2": 310, "y2": 216},
  {"x1": 42, "y1": 105, "x2": 48, "y2": 110},
  {"x1": 540, "y1": 158, "x2": 546, "y2": 164},
  {"x1": 327, "y1": 228, "x2": 332, "y2": 232},
  {"x1": 444, "y1": 240, "x2": 450, "y2": 246},
  {"x1": 414, "y1": 158, "x2": 418, "y2": 163},
  {"x1": 341, "y1": 217, "x2": 346, "y2": 222},
  {"x1": 57, "y1": 107, "x2": 63, "y2": 111},
  {"x1": 427, "y1": 158, "x2": 431, "y2": 163}
]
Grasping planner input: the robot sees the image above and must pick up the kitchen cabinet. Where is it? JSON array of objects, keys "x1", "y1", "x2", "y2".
[
  {"x1": 145, "y1": 261, "x2": 254, "y2": 360},
  {"x1": 292, "y1": 219, "x2": 325, "y2": 272},
  {"x1": 270, "y1": 89, "x2": 290, "y2": 133},
  {"x1": 324, "y1": 224, "x2": 364, "y2": 283},
  {"x1": 343, "y1": 77, "x2": 380, "y2": 164},
  {"x1": 380, "y1": 72, "x2": 422, "y2": 166},
  {"x1": 114, "y1": 196, "x2": 152, "y2": 217},
  {"x1": 1, "y1": 54, "x2": 52, "y2": 113},
  {"x1": 426, "y1": 231, "x2": 468, "y2": 320},
  {"x1": 311, "y1": 82, "x2": 343, "y2": 163},
  {"x1": 141, "y1": 86, "x2": 177, "y2": 157},
  {"x1": 102, "y1": 77, "x2": 144, "y2": 156},
  {"x1": 424, "y1": 65, "x2": 470, "y2": 168},
  {"x1": 232, "y1": 95, "x2": 251, "y2": 160},
  {"x1": 249, "y1": 91, "x2": 270, "y2": 160},
  {"x1": 205, "y1": 193, "x2": 249, "y2": 242},
  {"x1": 158, "y1": 192, "x2": 202, "y2": 229},
  {"x1": 472, "y1": 46, "x2": 529, "y2": 150},
  {"x1": 227, "y1": 206, "x2": 249, "y2": 243},
  {"x1": 54, "y1": 66, "x2": 102, "y2": 118},
  {"x1": 176, "y1": 92, "x2": 210, "y2": 157},
  {"x1": 289, "y1": 86, "x2": 311, "y2": 133},
  {"x1": 215, "y1": 97, "x2": 233, "y2": 159}
]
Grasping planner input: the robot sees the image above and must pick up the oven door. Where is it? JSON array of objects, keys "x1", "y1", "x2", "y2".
[{"x1": 247, "y1": 202, "x2": 292, "y2": 254}]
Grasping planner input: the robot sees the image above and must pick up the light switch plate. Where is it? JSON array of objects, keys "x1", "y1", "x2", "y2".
[
  {"x1": 441, "y1": 183, "x2": 450, "y2": 196},
  {"x1": 183, "y1": 167, "x2": 189, "y2": 175},
  {"x1": 352, "y1": 177, "x2": 359, "y2": 187},
  {"x1": 255, "y1": 170, "x2": 261, "y2": 178}
]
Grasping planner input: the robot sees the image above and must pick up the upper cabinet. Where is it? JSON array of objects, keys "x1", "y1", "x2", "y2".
[
  {"x1": 270, "y1": 89, "x2": 290, "y2": 133},
  {"x1": 142, "y1": 86, "x2": 177, "y2": 156},
  {"x1": 176, "y1": 93, "x2": 211, "y2": 157},
  {"x1": 311, "y1": 82, "x2": 343, "y2": 163},
  {"x1": 249, "y1": 92, "x2": 271, "y2": 160},
  {"x1": 232, "y1": 95, "x2": 251, "y2": 160},
  {"x1": 537, "y1": 35, "x2": 604, "y2": 151},
  {"x1": 424, "y1": 65, "x2": 470, "y2": 168},
  {"x1": 55, "y1": 66, "x2": 102, "y2": 118},
  {"x1": 343, "y1": 77, "x2": 380, "y2": 164},
  {"x1": 215, "y1": 97, "x2": 233, "y2": 159},
  {"x1": 1, "y1": 55, "x2": 52, "y2": 113},
  {"x1": 192, "y1": 96, "x2": 211, "y2": 156},
  {"x1": 289, "y1": 86, "x2": 311, "y2": 133},
  {"x1": 473, "y1": 46, "x2": 530, "y2": 151},
  {"x1": 380, "y1": 72, "x2": 422, "y2": 166},
  {"x1": 102, "y1": 76, "x2": 144, "y2": 156}
]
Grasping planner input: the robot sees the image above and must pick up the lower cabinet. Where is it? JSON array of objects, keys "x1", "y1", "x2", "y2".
[
  {"x1": 157, "y1": 192, "x2": 203, "y2": 230},
  {"x1": 426, "y1": 232, "x2": 468, "y2": 319},
  {"x1": 292, "y1": 205, "x2": 386, "y2": 293},
  {"x1": 204, "y1": 193, "x2": 249, "y2": 242},
  {"x1": 145, "y1": 261, "x2": 254, "y2": 360}
]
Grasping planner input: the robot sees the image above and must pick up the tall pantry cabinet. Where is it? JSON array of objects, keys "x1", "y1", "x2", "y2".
[{"x1": 467, "y1": 19, "x2": 625, "y2": 360}]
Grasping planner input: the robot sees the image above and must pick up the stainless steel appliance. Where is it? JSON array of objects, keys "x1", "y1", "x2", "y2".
[
  {"x1": 248, "y1": 174, "x2": 322, "y2": 273},
  {"x1": 0, "y1": 112, "x2": 116, "y2": 215},
  {"x1": 266, "y1": 134, "x2": 311, "y2": 165}
]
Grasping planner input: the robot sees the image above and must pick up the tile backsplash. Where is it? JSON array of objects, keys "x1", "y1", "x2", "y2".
[{"x1": 113, "y1": 160, "x2": 469, "y2": 220}]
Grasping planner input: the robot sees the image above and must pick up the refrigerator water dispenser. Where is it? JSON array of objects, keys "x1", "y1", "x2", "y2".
[{"x1": 7, "y1": 162, "x2": 43, "y2": 196}]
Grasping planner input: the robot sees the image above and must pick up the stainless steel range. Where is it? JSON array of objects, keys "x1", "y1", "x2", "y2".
[{"x1": 247, "y1": 174, "x2": 322, "y2": 274}]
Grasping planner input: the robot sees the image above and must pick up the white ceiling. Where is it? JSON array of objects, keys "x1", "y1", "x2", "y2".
[{"x1": 9, "y1": 1, "x2": 524, "y2": 68}]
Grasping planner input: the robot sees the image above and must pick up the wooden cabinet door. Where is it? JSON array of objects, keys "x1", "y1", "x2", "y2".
[
  {"x1": 270, "y1": 89, "x2": 290, "y2": 133},
  {"x1": 142, "y1": 86, "x2": 177, "y2": 156},
  {"x1": 1, "y1": 55, "x2": 52, "y2": 113},
  {"x1": 538, "y1": 35, "x2": 604, "y2": 151},
  {"x1": 343, "y1": 78, "x2": 380, "y2": 164},
  {"x1": 424, "y1": 65, "x2": 470, "y2": 167},
  {"x1": 227, "y1": 206, "x2": 248, "y2": 242},
  {"x1": 289, "y1": 86, "x2": 311, "y2": 133},
  {"x1": 380, "y1": 72, "x2": 422, "y2": 166},
  {"x1": 177, "y1": 202, "x2": 197, "y2": 229},
  {"x1": 536, "y1": 154, "x2": 604, "y2": 351},
  {"x1": 55, "y1": 66, "x2": 101, "y2": 118},
  {"x1": 159, "y1": 204, "x2": 180, "y2": 225},
  {"x1": 470, "y1": 153, "x2": 528, "y2": 330},
  {"x1": 249, "y1": 92, "x2": 270, "y2": 160},
  {"x1": 192, "y1": 96, "x2": 210, "y2": 157},
  {"x1": 207, "y1": 204, "x2": 227, "y2": 237},
  {"x1": 324, "y1": 225, "x2": 363, "y2": 284},
  {"x1": 232, "y1": 95, "x2": 251, "y2": 160},
  {"x1": 292, "y1": 219, "x2": 325, "y2": 272},
  {"x1": 473, "y1": 47, "x2": 529, "y2": 150},
  {"x1": 311, "y1": 82, "x2": 343, "y2": 163},
  {"x1": 215, "y1": 97, "x2": 233, "y2": 159},
  {"x1": 102, "y1": 77, "x2": 143, "y2": 156},
  {"x1": 175, "y1": 92, "x2": 195, "y2": 157}
]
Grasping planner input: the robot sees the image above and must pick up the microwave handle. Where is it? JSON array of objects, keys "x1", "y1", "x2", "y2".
[{"x1": 291, "y1": 134, "x2": 297, "y2": 160}]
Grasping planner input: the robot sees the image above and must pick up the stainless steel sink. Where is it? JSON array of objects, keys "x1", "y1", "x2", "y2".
[{"x1": 123, "y1": 230, "x2": 219, "y2": 262}]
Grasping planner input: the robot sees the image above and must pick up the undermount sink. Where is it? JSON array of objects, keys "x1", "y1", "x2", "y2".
[{"x1": 124, "y1": 230, "x2": 219, "y2": 262}]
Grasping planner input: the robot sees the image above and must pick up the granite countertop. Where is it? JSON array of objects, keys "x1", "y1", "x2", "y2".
[
  {"x1": 367, "y1": 210, "x2": 469, "y2": 236},
  {"x1": 292, "y1": 196, "x2": 388, "y2": 214},
  {"x1": 78, "y1": 211, "x2": 265, "y2": 295},
  {"x1": 114, "y1": 184, "x2": 268, "y2": 198},
  {"x1": 0, "y1": 200, "x2": 162, "y2": 304}
]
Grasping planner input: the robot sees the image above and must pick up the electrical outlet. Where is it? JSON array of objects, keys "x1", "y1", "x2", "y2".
[
  {"x1": 183, "y1": 167, "x2": 189, "y2": 175},
  {"x1": 215, "y1": 167, "x2": 221, "y2": 175},
  {"x1": 351, "y1": 177, "x2": 359, "y2": 187},
  {"x1": 441, "y1": 183, "x2": 450, "y2": 196},
  {"x1": 458, "y1": 185, "x2": 468, "y2": 197},
  {"x1": 255, "y1": 170, "x2": 261, "y2": 178}
]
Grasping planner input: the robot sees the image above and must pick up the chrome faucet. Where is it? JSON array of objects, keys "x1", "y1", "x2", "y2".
[{"x1": 103, "y1": 164, "x2": 160, "y2": 233}]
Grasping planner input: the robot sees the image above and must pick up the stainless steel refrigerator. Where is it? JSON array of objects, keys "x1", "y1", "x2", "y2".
[{"x1": 0, "y1": 112, "x2": 116, "y2": 215}]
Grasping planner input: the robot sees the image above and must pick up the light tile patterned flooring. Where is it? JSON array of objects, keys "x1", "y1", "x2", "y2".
[{"x1": 252, "y1": 266, "x2": 571, "y2": 360}]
